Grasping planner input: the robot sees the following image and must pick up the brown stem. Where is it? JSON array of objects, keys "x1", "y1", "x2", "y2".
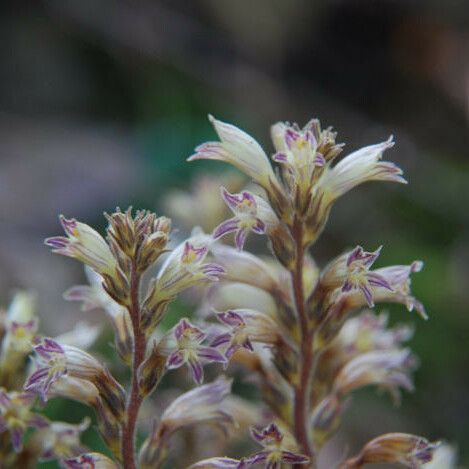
[
  {"x1": 290, "y1": 218, "x2": 316, "y2": 469},
  {"x1": 122, "y1": 260, "x2": 147, "y2": 469}
]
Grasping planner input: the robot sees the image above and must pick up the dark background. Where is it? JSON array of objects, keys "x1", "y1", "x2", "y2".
[{"x1": 0, "y1": 0, "x2": 468, "y2": 466}]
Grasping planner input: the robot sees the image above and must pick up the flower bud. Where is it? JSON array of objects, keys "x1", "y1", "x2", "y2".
[{"x1": 137, "y1": 341, "x2": 167, "y2": 397}]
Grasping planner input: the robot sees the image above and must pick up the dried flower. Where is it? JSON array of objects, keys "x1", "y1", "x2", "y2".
[{"x1": 339, "y1": 433, "x2": 440, "y2": 468}]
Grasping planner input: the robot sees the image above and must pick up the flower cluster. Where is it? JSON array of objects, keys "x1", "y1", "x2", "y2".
[{"x1": 0, "y1": 114, "x2": 450, "y2": 468}]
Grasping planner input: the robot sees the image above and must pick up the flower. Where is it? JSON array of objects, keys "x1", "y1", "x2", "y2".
[
  {"x1": 0, "y1": 389, "x2": 48, "y2": 451},
  {"x1": 322, "y1": 246, "x2": 393, "y2": 307},
  {"x1": 160, "y1": 376, "x2": 233, "y2": 433},
  {"x1": 242, "y1": 423, "x2": 310, "y2": 468},
  {"x1": 62, "y1": 452, "x2": 118, "y2": 468},
  {"x1": 371, "y1": 260, "x2": 427, "y2": 319},
  {"x1": 333, "y1": 349, "x2": 417, "y2": 402},
  {"x1": 34, "y1": 418, "x2": 90, "y2": 461},
  {"x1": 339, "y1": 433, "x2": 440, "y2": 468},
  {"x1": 213, "y1": 189, "x2": 267, "y2": 250},
  {"x1": 211, "y1": 309, "x2": 280, "y2": 360},
  {"x1": 188, "y1": 116, "x2": 279, "y2": 191},
  {"x1": 45, "y1": 216, "x2": 117, "y2": 276},
  {"x1": 342, "y1": 246, "x2": 393, "y2": 307},
  {"x1": 166, "y1": 319, "x2": 226, "y2": 384},
  {"x1": 24, "y1": 339, "x2": 125, "y2": 419},
  {"x1": 154, "y1": 237, "x2": 225, "y2": 297},
  {"x1": 211, "y1": 311, "x2": 254, "y2": 359},
  {"x1": 270, "y1": 121, "x2": 327, "y2": 213},
  {"x1": 317, "y1": 136, "x2": 406, "y2": 200},
  {"x1": 142, "y1": 236, "x2": 225, "y2": 335},
  {"x1": 139, "y1": 377, "x2": 233, "y2": 468},
  {"x1": 24, "y1": 338, "x2": 67, "y2": 401}
]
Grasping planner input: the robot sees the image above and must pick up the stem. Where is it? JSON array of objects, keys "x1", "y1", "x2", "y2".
[
  {"x1": 290, "y1": 218, "x2": 316, "y2": 468},
  {"x1": 122, "y1": 261, "x2": 147, "y2": 469}
]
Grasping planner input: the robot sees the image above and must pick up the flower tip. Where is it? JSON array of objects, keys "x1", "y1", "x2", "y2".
[{"x1": 411, "y1": 260, "x2": 424, "y2": 273}]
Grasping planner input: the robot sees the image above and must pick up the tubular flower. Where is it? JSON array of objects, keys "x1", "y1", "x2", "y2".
[
  {"x1": 333, "y1": 349, "x2": 417, "y2": 403},
  {"x1": 166, "y1": 319, "x2": 226, "y2": 384},
  {"x1": 371, "y1": 260, "x2": 427, "y2": 319},
  {"x1": 62, "y1": 452, "x2": 119, "y2": 469},
  {"x1": 0, "y1": 389, "x2": 48, "y2": 452},
  {"x1": 155, "y1": 238, "x2": 224, "y2": 296},
  {"x1": 24, "y1": 339, "x2": 125, "y2": 417},
  {"x1": 317, "y1": 136, "x2": 405, "y2": 200},
  {"x1": 211, "y1": 310, "x2": 254, "y2": 360},
  {"x1": 339, "y1": 433, "x2": 440, "y2": 468},
  {"x1": 322, "y1": 246, "x2": 393, "y2": 307},
  {"x1": 139, "y1": 377, "x2": 233, "y2": 468},
  {"x1": 34, "y1": 418, "x2": 90, "y2": 461},
  {"x1": 211, "y1": 309, "x2": 280, "y2": 360},
  {"x1": 24, "y1": 339, "x2": 67, "y2": 401},
  {"x1": 45, "y1": 216, "x2": 118, "y2": 276},
  {"x1": 241, "y1": 423, "x2": 310, "y2": 468},
  {"x1": 188, "y1": 115, "x2": 279, "y2": 191},
  {"x1": 160, "y1": 376, "x2": 233, "y2": 433},
  {"x1": 213, "y1": 188, "x2": 277, "y2": 250}
]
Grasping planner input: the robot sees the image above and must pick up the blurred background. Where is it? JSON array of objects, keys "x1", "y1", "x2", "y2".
[{"x1": 0, "y1": 0, "x2": 468, "y2": 467}]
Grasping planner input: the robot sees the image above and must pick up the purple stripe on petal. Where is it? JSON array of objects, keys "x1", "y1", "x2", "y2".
[
  {"x1": 225, "y1": 344, "x2": 239, "y2": 360},
  {"x1": 314, "y1": 153, "x2": 326, "y2": 166},
  {"x1": 367, "y1": 272, "x2": 393, "y2": 291},
  {"x1": 167, "y1": 351, "x2": 185, "y2": 369},
  {"x1": 272, "y1": 152, "x2": 287, "y2": 163},
  {"x1": 44, "y1": 237, "x2": 70, "y2": 249},
  {"x1": 59, "y1": 216, "x2": 77, "y2": 235},
  {"x1": 251, "y1": 219, "x2": 266, "y2": 235},
  {"x1": 360, "y1": 284, "x2": 375, "y2": 307},
  {"x1": 213, "y1": 218, "x2": 240, "y2": 239},
  {"x1": 217, "y1": 311, "x2": 245, "y2": 327},
  {"x1": 210, "y1": 333, "x2": 232, "y2": 348},
  {"x1": 10, "y1": 428, "x2": 23, "y2": 452},
  {"x1": 242, "y1": 451, "x2": 268, "y2": 465},
  {"x1": 198, "y1": 347, "x2": 227, "y2": 364},
  {"x1": 221, "y1": 188, "x2": 243, "y2": 210},
  {"x1": 281, "y1": 451, "x2": 310, "y2": 464},
  {"x1": 188, "y1": 358, "x2": 204, "y2": 385},
  {"x1": 234, "y1": 229, "x2": 248, "y2": 251}
]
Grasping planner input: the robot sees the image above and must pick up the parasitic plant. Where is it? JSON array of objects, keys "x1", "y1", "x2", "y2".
[{"x1": 0, "y1": 115, "x2": 453, "y2": 468}]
